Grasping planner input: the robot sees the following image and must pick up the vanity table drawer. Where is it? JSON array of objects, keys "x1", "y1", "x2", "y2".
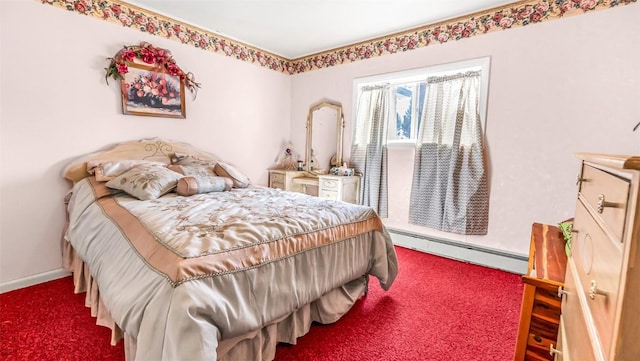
[
  {"x1": 269, "y1": 173, "x2": 285, "y2": 189},
  {"x1": 571, "y1": 200, "x2": 623, "y2": 357},
  {"x1": 268, "y1": 171, "x2": 293, "y2": 190},
  {"x1": 319, "y1": 190, "x2": 339, "y2": 200},
  {"x1": 579, "y1": 165, "x2": 630, "y2": 241},
  {"x1": 320, "y1": 178, "x2": 339, "y2": 190},
  {"x1": 271, "y1": 182, "x2": 285, "y2": 189},
  {"x1": 270, "y1": 173, "x2": 285, "y2": 184}
]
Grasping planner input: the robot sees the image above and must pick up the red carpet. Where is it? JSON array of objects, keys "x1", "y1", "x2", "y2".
[
  {"x1": 0, "y1": 276, "x2": 124, "y2": 361},
  {"x1": 1, "y1": 246, "x2": 523, "y2": 360}
]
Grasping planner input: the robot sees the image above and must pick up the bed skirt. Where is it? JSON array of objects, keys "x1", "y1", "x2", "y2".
[{"x1": 63, "y1": 240, "x2": 368, "y2": 361}]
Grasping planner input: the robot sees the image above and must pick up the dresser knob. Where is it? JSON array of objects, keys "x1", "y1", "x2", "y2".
[
  {"x1": 550, "y1": 344, "x2": 562, "y2": 356},
  {"x1": 557, "y1": 286, "x2": 568, "y2": 299},
  {"x1": 596, "y1": 194, "x2": 616, "y2": 214},
  {"x1": 589, "y1": 280, "x2": 607, "y2": 300},
  {"x1": 575, "y1": 173, "x2": 587, "y2": 185}
]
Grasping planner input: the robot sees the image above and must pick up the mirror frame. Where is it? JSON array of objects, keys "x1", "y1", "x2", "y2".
[{"x1": 305, "y1": 101, "x2": 344, "y2": 173}]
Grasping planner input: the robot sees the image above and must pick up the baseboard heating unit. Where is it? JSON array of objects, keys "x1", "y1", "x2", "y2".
[{"x1": 387, "y1": 228, "x2": 528, "y2": 274}]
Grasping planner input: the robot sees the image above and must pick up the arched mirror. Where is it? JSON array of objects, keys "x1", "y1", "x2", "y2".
[{"x1": 305, "y1": 101, "x2": 344, "y2": 173}]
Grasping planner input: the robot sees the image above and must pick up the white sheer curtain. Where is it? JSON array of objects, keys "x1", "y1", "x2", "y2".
[
  {"x1": 409, "y1": 71, "x2": 489, "y2": 235},
  {"x1": 350, "y1": 85, "x2": 390, "y2": 217}
]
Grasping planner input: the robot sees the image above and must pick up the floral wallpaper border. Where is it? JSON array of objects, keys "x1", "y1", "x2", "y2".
[{"x1": 41, "y1": 0, "x2": 636, "y2": 75}]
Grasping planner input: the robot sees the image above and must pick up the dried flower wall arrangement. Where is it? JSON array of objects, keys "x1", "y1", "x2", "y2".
[{"x1": 105, "y1": 42, "x2": 200, "y2": 99}]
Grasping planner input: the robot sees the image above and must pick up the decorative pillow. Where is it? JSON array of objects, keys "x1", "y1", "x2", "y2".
[
  {"x1": 176, "y1": 175, "x2": 233, "y2": 196},
  {"x1": 105, "y1": 164, "x2": 182, "y2": 200},
  {"x1": 214, "y1": 161, "x2": 250, "y2": 188},
  {"x1": 171, "y1": 154, "x2": 217, "y2": 168},
  {"x1": 168, "y1": 164, "x2": 216, "y2": 178},
  {"x1": 88, "y1": 160, "x2": 166, "y2": 182}
]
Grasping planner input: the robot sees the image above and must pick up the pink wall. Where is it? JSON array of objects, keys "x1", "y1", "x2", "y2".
[
  {"x1": 0, "y1": 0, "x2": 291, "y2": 285},
  {"x1": 290, "y1": 4, "x2": 640, "y2": 256}
]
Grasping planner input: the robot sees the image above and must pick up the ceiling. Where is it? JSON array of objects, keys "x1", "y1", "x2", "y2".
[{"x1": 124, "y1": 0, "x2": 517, "y2": 59}]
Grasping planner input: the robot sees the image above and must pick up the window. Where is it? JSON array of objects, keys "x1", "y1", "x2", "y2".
[
  {"x1": 351, "y1": 58, "x2": 491, "y2": 233},
  {"x1": 353, "y1": 57, "x2": 490, "y2": 146},
  {"x1": 388, "y1": 82, "x2": 426, "y2": 141}
]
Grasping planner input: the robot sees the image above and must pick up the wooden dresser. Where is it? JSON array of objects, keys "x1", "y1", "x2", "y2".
[
  {"x1": 514, "y1": 223, "x2": 567, "y2": 361},
  {"x1": 553, "y1": 153, "x2": 640, "y2": 361}
]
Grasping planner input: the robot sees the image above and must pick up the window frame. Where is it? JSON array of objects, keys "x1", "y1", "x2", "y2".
[{"x1": 352, "y1": 57, "x2": 491, "y2": 148}]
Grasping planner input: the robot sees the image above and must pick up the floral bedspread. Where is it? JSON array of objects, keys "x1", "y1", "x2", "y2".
[{"x1": 65, "y1": 177, "x2": 398, "y2": 360}]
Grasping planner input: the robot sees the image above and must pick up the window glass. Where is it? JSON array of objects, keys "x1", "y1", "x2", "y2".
[{"x1": 388, "y1": 83, "x2": 427, "y2": 141}]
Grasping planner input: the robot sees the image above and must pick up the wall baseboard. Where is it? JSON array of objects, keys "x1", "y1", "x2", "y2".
[
  {"x1": 387, "y1": 228, "x2": 528, "y2": 274},
  {"x1": 0, "y1": 268, "x2": 70, "y2": 294}
]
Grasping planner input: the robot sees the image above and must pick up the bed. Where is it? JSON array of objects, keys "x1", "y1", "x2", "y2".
[{"x1": 61, "y1": 137, "x2": 398, "y2": 360}]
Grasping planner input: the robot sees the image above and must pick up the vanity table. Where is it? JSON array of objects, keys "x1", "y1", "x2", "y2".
[
  {"x1": 267, "y1": 169, "x2": 361, "y2": 204},
  {"x1": 267, "y1": 100, "x2": 361, "y2": 205}
]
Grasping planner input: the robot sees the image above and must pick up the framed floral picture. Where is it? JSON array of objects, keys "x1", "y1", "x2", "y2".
[{"x1": 121, "y1": 62, "x2": 186, "y2": 118}]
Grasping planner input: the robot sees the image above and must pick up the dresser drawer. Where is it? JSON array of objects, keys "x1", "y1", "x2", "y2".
[
  {"x1": 579, "y1": 165, "x2": 630, "y2": 241},
  {"x1": 532, "y1": 287, "x2": 562, "y2": 325},
  {"x1": 555, "y1": 318, "x2": 568, "y2": 361},
  {"x1": 527, "y1": 317, "x2": 559, "y2": 360},
  {"x1": 560, "y1": 259, "x2": 597, "y2": 361},
  {"x1": 524, "y1": 287, "x2": 562, "y2": 360},
  {"x1": 320, "y1": 178, "x2": 339, "y2": 190},
  {"x1": 571, "y1": 200, "x2": 623, "y2": 357}
]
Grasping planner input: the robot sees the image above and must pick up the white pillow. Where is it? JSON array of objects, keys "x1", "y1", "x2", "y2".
[{"x1": 167, "y1": 164, "x2": 216, "y2": 178}]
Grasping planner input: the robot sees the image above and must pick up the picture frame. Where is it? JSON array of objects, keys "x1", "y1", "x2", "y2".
[{"x1": 121, "y1": 62, "x2": 186, "y2": 119}]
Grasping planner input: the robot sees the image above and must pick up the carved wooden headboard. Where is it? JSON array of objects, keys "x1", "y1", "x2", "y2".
[{"x1": 62, "y1": 137, "x2": 219, "y2": 183}]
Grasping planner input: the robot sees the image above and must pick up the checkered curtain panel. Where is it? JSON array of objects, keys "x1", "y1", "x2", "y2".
[
  {"x1": 350, "y1": 85, "x2": 389, "y2": 217},
  {"x1": 409, "y1": 71, "x2": 489, "y2": 235}
]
